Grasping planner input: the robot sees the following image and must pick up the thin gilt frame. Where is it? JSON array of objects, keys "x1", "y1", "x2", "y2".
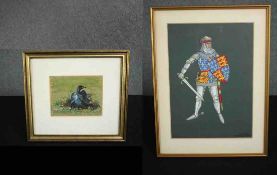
[
  {"x1": 23, "y1": 50, "x2": 129, "y2": 141},
  {"x1": 150, "y1": 5, "x2": 271, "y2": 157}
]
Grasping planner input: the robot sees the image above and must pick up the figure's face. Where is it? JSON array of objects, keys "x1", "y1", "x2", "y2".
[{"x1": 206, "y1": 42, "x2": 212, "y2": 48}]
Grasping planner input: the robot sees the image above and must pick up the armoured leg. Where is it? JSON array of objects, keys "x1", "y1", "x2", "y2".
[
  {"x1": 187, "y1": 86, "x2": 205, "y2": 120},
  {"x1": 209, "y1": 85, "x2": 224, "y2": 124}
]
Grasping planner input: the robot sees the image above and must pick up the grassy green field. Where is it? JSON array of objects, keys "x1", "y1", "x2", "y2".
[{"x1": 50, "y1": 76, "x2": 102, "y2": 116}]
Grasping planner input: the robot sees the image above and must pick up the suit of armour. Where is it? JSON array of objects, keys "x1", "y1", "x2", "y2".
[{"x1": 180, "y1": 48, "x2": 230, "y2": 124}]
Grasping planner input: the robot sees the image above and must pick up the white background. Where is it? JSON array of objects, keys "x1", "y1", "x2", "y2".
[{"x1": 30, "y1": 57, "x2": 121, "y2": 135}]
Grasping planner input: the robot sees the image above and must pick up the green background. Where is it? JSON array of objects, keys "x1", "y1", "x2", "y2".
[
  {"x1": 168, "y1": 23, "x2": 253, "y2": 138},
  {"x1": 50, "y1": 76, "x2": 103, "y2": 116}
]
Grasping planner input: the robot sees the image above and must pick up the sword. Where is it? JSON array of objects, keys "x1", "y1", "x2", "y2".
[
  {"x1": 177, "y1": 73, "x2": 204, "y2": 102},
  {"x1": 217, "y1": 81, "x2": 223, "y2": 111}
]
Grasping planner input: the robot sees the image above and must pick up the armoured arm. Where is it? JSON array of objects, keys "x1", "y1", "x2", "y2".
[
  {"x1": 181, "y1": 54, "x2": 199, "y2": 73},
  {"x1": 178, "y1": 54, "x2": 199, "y2": 79}
]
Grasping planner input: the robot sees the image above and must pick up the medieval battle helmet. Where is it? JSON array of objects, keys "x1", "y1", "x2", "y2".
[{"x1": 200, "y1": 36, "x2": 212, "y2": 44}]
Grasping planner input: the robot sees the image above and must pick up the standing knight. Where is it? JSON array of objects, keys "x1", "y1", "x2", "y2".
[{"x1": 178, "y1": 36, "x2": 230, "y2": 124}]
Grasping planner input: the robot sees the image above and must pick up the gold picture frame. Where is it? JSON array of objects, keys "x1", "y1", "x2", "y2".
[
  {"x1": 23, "y1": 50, "x2": 129, "y2": 141},
  {"x1": 151, "y1": 5, "x2": 270, "y2": 157}
]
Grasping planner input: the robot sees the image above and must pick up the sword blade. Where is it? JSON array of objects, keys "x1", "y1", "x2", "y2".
[
  {"x1": 217, "y1": 81, "x2": 223, "y2": 111},
  {"x1": 180, "y1": 78, "x2": 204, "y2": 102}
]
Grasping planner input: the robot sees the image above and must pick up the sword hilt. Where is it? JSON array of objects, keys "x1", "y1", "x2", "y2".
[
  {"x1": 180, "y1": 77, "x2": 188, "y2": 84},
  {"x1": 177, "y1": 73, "x2": 188, "y2": 84}
]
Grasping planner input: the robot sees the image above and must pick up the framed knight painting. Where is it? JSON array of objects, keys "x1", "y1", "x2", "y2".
[
  {"x1": 23, "y1": 50, "x2": 129, "y2": 141},
  {"x1": 151, "y1": 5, "x2": 270, "y2": 157}
]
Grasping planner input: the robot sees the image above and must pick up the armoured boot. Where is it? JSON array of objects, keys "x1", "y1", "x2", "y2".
[
  {"x1": 214, "y1": 100, "x2": 225, "y2": 124},
  {"x1": 187, "y1": 99, "x2": 202, "y2": 120}
]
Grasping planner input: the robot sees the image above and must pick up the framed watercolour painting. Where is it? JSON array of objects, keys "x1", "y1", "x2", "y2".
[
  {"x1": 23, "y1": 50, "x2": 129, "y2": 141},
  {"x1": 151, "y1": 5, "x2": 270, "y2": 156}
]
